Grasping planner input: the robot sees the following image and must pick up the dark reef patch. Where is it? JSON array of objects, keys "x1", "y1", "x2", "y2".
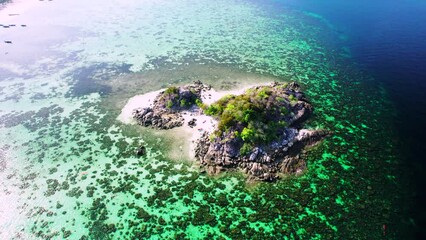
[{"x1": 66, "y1": 63, "x2": 132, "y2": 97}]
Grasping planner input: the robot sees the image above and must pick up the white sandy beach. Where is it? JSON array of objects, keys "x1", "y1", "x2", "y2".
[{"x1": 117, "y1": 89, "x2": 163, "y2": 124}]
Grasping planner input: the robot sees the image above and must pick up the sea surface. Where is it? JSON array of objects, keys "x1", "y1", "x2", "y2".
[{"x1": 0, "y1": 0, "x2": 425, "y2": 239}]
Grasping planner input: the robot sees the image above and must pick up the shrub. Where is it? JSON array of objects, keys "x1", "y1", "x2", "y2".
[
  {"x1": 164, "y1": 86, "x2": 179, "y2": 95},
  {"x1": 166, "y1": 100, "x2": 174, "y2": 109},
  {"x1": 209, "y1": 132, "x2": 219, "y2": 142},
  {"x1": 257, "y1": 89, "x2": 269, "y2": 99},
  {"x1": 240, "y1": 143, "x2": 253, "y2": 155},
  {"x1": 241, "y1": 127, "x2": 255, "y2": 142},
  {"x1": 242, "y1": 109, "x2": 255, "y2": 123},
  {"x1": 217, "y1": 112, "x2": 234, "y2": 132},
  {"x1": 205, "y1": 103, "x2": 222, "y2": 116},
  {"x1": 195, "y1": 99, "x2": 202, "y2": 107},
  {"x1": 280, "y1": 107, "x2": 288, "y2": 115}
]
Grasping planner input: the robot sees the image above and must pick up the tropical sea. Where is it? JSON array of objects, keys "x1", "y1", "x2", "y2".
[{"x1": 0, "y1": 0, "x2": 425, "y2": 239}]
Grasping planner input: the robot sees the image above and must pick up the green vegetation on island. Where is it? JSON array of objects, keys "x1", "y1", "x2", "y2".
[{"x1": 203, "y1": 84, "x2": 292, "y2": 155}]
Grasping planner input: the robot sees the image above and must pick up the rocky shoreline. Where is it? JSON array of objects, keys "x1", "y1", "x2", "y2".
[
  {"x1": 195, "y1": 128, "x2": 329, "y2": 181},
  {"x1": 130, "y1": 81, "x2": 329, "y2": 181},
  {"x1": 132, "y1": 81, "x2": 210, "y2": 129}
]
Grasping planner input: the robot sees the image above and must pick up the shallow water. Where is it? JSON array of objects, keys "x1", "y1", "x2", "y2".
[{"x1": 0, "y1": 0, "x2": 418, "y2": 239}]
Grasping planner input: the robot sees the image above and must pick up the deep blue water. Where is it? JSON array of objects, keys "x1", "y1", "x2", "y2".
[{"x1": 280, "y1": 0, "x2": 426, "y2": 237}]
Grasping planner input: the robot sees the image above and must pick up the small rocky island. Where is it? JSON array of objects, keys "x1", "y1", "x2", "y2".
[{"x1": 130, "y1": 81, "x2": 329, "y2": 181}]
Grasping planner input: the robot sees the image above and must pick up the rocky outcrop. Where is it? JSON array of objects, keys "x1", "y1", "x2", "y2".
[
  {"x1": 135, "y1": 145, "x2": 146, "y2": 156},
  {"x1": 132, "y1": 81, "x2": 210, "y2": 129},
  {"x1": 133, "y1": 107, "x2": 184, "y2": 129},
  {"x1": 192, "y1": 81, "x2": 329, "y2": 181},
  {"x1": 131, "y1": 81, "x2": 329, "y2": 181},
  {"x1": 195, "y1": 128, "x2": 329, "y2": 181}
]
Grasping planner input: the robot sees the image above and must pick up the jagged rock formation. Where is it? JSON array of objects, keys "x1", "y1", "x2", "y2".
[
  {"x1": 133, "y1": 81, "x2": 209, "y2": 129},
  {"x1": 195, "y1": 129, "x2": 329, "y2": 181}
]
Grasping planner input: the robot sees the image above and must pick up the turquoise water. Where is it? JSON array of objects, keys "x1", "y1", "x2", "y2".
[{"x1": 0, "y1": 0, "x2": 411, "y2": 239}]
